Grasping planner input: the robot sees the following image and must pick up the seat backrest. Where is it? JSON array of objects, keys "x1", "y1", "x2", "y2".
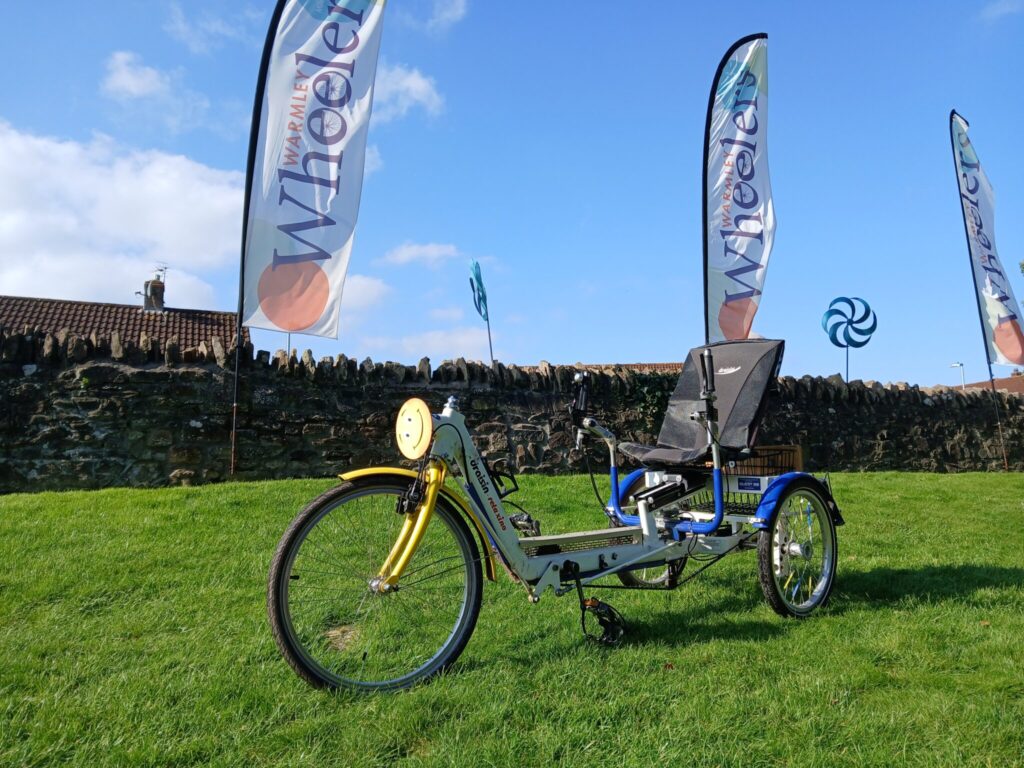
[{"x1": 657, "y1": 339, "x2": 785, "y2": 453}]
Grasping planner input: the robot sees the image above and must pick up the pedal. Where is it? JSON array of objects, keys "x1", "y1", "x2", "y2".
[
  {"x1": 510, "y1": 512, "x2": 541, "y2": 537},
  {"x1": 566, "y1": 560, "x2": 626, "y2": 646},
  {"x1": 581, "y1": 598, "x2": 627, "y2": 646}
]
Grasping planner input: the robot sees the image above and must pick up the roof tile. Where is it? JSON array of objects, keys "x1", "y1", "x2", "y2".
[
  {"x1": 0, "y1": 295, "x2": 249, "y2": 350},
  {"x1": 965, "y1": 376, "x2": 1024, "y2": 395}
]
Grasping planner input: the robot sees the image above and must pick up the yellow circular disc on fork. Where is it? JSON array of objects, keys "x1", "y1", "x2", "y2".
[{"x1": 395, "y1": 398, "x2": 433, "y2": 459}]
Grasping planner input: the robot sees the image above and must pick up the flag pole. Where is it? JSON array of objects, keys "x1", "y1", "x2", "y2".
[
  {"x1": 230, "y1": 0, "x2": 289, "y2": 477},
  {"x1": 485, "y1": 316, "x2": 494, "y2": 367},
  {"x1": 949, "y1": 110, "x2": 1010, "y2": 472},
  {"x1": 986, "y1": 361, "x2": 1010, "y2": 471}
]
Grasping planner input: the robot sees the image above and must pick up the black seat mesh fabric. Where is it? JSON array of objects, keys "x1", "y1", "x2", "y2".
[
  {"x1": 619, "y1": 339, "x2": 784, "y2": 468},
  {"x1": 618, "y1": 442, "x2": 708, "y2": 466}
]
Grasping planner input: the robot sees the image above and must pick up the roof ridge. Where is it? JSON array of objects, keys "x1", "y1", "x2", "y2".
[{"x1": 0, "y1": 294, "x2": 236, "y2": 316}]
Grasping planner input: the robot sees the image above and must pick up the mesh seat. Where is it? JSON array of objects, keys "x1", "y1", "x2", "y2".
[
  {"x1": 620, "y1": 339, "x2": 784, "y2": 469},
  {"x1": 618, "y1": 442, "x2": 708, "y2": 466}
]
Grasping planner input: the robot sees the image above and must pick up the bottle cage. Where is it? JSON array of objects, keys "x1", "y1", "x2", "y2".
[{"x1": 482, "y1": 456, "x2": 519, "y2": 499}]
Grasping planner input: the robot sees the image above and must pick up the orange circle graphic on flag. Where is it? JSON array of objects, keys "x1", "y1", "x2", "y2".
[
  {"x1": 718, "y1": 297, "x2": 758, "y2": 340},
  {"x1": 257, "y1": 262, "x2": 329, "y2": 331},
  {"x1": 994, "y1": 319, "x2": 1024, "y2": 365}
]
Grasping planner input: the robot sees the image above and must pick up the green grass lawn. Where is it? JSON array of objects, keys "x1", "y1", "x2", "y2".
[{"x1": 2, "y1": 473, "x2": 1023, "y2": 767}]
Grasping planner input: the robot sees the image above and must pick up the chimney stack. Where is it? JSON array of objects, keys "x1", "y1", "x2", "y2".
[{"x1": 143, "y1": 273, "x2": 165, "y2": 312}]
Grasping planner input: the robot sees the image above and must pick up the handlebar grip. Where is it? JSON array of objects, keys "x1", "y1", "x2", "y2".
[
  {"x1": 570, "y1": 371, "x2": 590, "y2": 427},
  {"x1": 702, "y1": 348, "x2": 715, "y2": 394}
]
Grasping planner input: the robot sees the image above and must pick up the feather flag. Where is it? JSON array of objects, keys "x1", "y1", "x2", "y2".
[
  {"x1": 469, "y1": 259, "x2": 488, "y2": 322},
  {"x1": 239, "y1": 0, "x2": 386, "y2": 339},
  {"x1": 950, "y1": 111, "x2": 1024, "y2": 366},
  {"x1": 468, "y1": 259, "x2": 494, "y2": 364},
  {"x1": 703, "y1": 34, "x2": 775, "y2": 344}
]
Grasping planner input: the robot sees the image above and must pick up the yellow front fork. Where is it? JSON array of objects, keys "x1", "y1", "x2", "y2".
[{"x1": 377, "y1": 461, "x2": 446, "y2": 589}]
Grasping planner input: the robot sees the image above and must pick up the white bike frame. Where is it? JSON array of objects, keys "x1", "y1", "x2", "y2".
[{"x1": 427, "y1": 397, "x2": 705, "y2": 601}]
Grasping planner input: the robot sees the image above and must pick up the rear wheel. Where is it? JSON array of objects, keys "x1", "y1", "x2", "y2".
[
  {"x1": 268, "y1": 479, "x2": 483, "y2": 691},
  {"x1": 757, "y1": 481, "x2": 837, "y2": 617}
]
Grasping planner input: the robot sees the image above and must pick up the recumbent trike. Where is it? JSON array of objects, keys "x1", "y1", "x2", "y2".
[{"x1": 267, "y1": 338, "x2": 844, "y2": 691}]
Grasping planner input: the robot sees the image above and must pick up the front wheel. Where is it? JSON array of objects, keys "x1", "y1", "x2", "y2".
[
  {"x1": 757, "y1": 480, "x2": 837, "y2": 617},
  {"x1": 268, "y1": 478, "x2": 483, "y2": 691}
]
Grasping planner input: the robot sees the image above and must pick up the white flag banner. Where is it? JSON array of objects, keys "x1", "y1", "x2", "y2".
[
  {"x1": 704, "y1": 34, "x2": 775, "y2": 344},
  {"x1": 950, "y1": 111, "x2": 1024, "y2": 366},
  {"x1": 241, "y1": 0, "x2": 385, "y2": 338}
]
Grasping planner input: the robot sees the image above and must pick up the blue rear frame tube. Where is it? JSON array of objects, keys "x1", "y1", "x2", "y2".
[
  {"x1": 672, "y1": 467, "x2": 724, "y2": 538},
  {"x1": 607, "y1": 467, "x2": 646, "y2": 526}
]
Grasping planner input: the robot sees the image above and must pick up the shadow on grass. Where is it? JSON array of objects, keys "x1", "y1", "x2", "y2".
[
  {"x1": 625, "y1": 614, "x2": 783, "y2": 646},
  {"x1": 833, "y1": 564, "x2": 1024, "y2": 612},
  {"x1": 453, "y1": 564, "x2": 1024, "y2": 679},
  {"x1": 515, "y1": 563, "x2": 1024, "y2": 651},
  {"x1": 615, "y1": 584, "x2": 758, "y2": 639}
]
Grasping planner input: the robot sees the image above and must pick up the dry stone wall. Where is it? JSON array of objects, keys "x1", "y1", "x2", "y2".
[{"x1": 1, "y1": 327, "x2": 1022, "y2": 493}]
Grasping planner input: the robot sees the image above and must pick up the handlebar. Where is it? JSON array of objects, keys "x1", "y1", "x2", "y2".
[
  {"x1": 581, "y1": 417, "x2": 614, "y2": 441},
  {"x1": 569, "y1": 371, "x2": 590, "y2": 428},
  {"x1": 699, "y1": 347, "x2": 715, "y2": 397},
  {"x1": 569, "y1": 373, "x2": 619, "y2": 459},
  {"x1": 699, "y1": 348, "x2": 718, "y2": 424}
]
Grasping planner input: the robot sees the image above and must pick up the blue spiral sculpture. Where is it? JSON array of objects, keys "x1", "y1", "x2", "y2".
[{"x1": 822, "y1": 297, "x2": 876, "y2": 380}]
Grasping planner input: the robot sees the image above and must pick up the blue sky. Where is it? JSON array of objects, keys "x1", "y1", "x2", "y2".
[{"x1": 1, "y1": 1, "x2": 1023, "y2": 386}]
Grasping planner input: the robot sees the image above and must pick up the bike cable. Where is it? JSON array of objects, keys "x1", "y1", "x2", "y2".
[{"x1": 582, "y1": 449, "x2": 609, "y2": 512}]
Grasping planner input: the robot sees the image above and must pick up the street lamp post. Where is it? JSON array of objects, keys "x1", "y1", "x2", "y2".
[{"x1": 950, "y1": 362, "x2": 965, "y2": 391}]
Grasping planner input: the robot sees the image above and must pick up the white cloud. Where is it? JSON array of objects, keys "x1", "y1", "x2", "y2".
[
  {"x1": 362, "y1": 325, "x2": 491, "y2": 362},
  {"x1": 427, "y1": 0, "x2": 468, "y2": 31},
  {"x1": 341, "y1": 275, "x2": 390, "y2": 312},
  {"x1": 429, "y1": 306, "x2": 464, "y2": 322},
  {"x1": 981, "y1": 0, "x2": 1023, "y2": 20},
  {"x1": 0, "y1": 121, "x2": 242, "y2": 310},
  {"x1": 102, "y1": 51, "x2": 172, "y2": 99},
  {"x1": 378, "y1": 241, "x2": 460, "y2": 267},
  {"x1": 364, "y1": 144, "x2": 383, "y2": 177},
  {"x1": 374, "y1": 63, "x2": 444, "y2": 123},
  {"x1": 394, "y1": 0, "x2": 468, "y2": 33},
  {"x1": 165, "y1": 3, "x2": 259, "y2": 54},
  {"x1": 100, "y1": 51, "x2": 210, "y2": 134}
]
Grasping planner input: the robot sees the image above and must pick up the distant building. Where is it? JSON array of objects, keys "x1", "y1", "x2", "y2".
[
  {"x1": 965, "y1": 374, "x2": 1024, "y2": 396},
  {"x1": 0, "y1": 274, "x2": 249, "y2": 349},
  {"x1": 563, "y1": 362, "x2": 683, "y2": 374}
]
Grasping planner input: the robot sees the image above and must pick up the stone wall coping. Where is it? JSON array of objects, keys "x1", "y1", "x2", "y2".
[{"x1": 2, "y1": 327, "x2": 1022, "y2": 405}]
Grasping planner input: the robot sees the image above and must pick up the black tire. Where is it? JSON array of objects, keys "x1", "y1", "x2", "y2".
[
  {"x1": 612, "y1": 474, "x2": 679, "y2": 588},
  {"x1": 268, "y1": 478, "x2": 483, "y2": 691},
  {"x1": 757, "y1": 480, "x2": 837, "y2": 618}
]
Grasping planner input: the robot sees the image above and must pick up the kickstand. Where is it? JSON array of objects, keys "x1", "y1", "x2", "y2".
[{"x1": 570, "y1": 563, "x2": 627, "y2": 646}]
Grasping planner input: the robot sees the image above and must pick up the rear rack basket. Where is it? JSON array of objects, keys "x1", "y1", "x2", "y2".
[{"x1": 687, "y1": 445, "x2": 803, "y2": 515}]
